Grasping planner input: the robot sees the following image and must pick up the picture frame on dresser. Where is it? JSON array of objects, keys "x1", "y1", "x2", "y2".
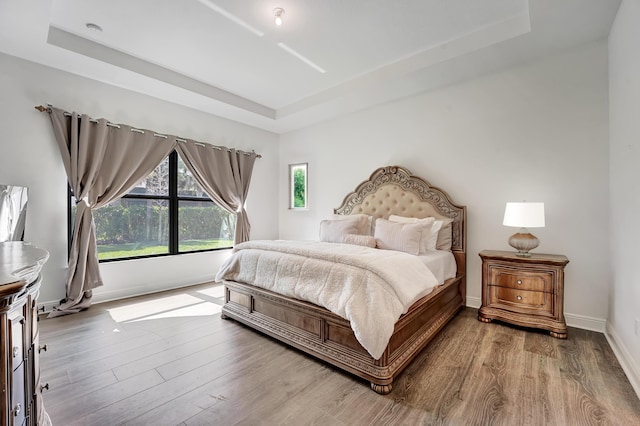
[{"x1": 478, "y1": 250, "x2": 569, "y2": 338}]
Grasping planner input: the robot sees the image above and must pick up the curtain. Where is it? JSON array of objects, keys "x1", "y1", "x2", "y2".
[
  {"x1": 176, "y1": 141, "x2": 257, "y2": 244},
  {"x1": 47, "y1": 107, "x2": 177, "y2": 317}
]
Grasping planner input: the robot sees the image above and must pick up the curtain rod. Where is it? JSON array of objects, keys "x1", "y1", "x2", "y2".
[{"x1": 35, "y1": 105, "x2": 262, "y2": 158}]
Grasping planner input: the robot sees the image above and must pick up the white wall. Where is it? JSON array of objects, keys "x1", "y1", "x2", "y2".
[
  {"x1": 608, "y1": 0, "x2": 640, "y2": 397},
  {"x1": 279, "y1": 41, "x2": 610, "y2": 331},
  {"x1": 0, "y1": 52, "x2": 279, "y2": 306}
]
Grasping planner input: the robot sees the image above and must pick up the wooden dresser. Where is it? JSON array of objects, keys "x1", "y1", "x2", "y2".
[
  {"x1": 478, "y1": 250, "x2": 569, "y2": 338},
  {"x1": 1, "y1": 242, "x2": 49, "y2": 426}
]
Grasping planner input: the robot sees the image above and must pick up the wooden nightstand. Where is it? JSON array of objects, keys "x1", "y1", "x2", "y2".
[{"x1": 478, "y1": 250, "x2": 569, "y2": 338}]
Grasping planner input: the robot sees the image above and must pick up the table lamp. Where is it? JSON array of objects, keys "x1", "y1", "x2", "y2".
[{"x1": 503, "y1": 202, "x2": 545, "y2": 257}]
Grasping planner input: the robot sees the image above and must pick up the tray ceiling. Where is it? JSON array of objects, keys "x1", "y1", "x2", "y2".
[{"x1": 0, "y1": 0, "x2": 621, "y2": 133}]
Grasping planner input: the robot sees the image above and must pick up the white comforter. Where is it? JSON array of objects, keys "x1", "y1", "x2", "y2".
[{"x1": 215, "y1": 240, "x2": 439, "y2": 359}]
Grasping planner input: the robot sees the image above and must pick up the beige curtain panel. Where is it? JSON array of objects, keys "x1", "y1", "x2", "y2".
[
  {"x1": 176, "y1": 142, "x2": 258, "y2": 244},
  {"x1": 40, "y1": 105, "x2": 260, "y2": 317},
  {"x1": 47, "y1": 107, "x2": 177, "y2": 317}
]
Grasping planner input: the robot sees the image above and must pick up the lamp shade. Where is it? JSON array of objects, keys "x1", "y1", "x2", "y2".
[{"x1": 503, "y1": 202, "x2": 545, "y2": 228}]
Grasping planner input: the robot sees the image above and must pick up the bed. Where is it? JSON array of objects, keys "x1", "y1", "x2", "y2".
[{"x1": 218, "y1": 165, "x2": 466, "y2": 394}]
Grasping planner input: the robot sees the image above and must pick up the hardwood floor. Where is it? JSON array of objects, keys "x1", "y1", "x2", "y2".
[{"x1": 39, "y1": 282, "x2": 640, "y2": 425}]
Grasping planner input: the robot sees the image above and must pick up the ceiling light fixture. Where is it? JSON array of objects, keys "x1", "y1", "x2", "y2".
[
  {"x1": 85, "y1": 23, "x2": 102, "y2": 32},
  {"x1": 274, "y1": 8, "x2": 285, "y2": 26}
]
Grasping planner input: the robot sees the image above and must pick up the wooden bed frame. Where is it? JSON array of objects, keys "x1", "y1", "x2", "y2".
[{"x1": 221, "y1": 166, "x2": 467, "y2": 394}]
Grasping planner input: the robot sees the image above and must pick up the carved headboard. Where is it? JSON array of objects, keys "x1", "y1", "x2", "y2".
[{"x1": 334, "y1": 166, "x2": 466, "y2": 257}]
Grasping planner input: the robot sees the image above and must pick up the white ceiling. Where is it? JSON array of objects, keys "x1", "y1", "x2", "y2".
[{"x1": 0, "y1": 0, "x2": 621, "y2": 133}]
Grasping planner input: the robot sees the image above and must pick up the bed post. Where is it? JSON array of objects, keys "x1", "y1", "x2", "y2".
[{"x1": 454, "y1": 252, "x2": 467, "y2": 307}]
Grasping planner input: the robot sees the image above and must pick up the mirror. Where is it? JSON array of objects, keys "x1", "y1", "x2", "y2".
[{"x1": 0, "y1": 185, "x2": 28, "y2": 242}]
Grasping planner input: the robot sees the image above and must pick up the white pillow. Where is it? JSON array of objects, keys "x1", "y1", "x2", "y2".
[
  {"x1": 332, "y1": 213, "x2": 373, "y2": 235},
  {"x1": 342, "y1": 234, "x2": 377, "y2": 248},
  {"x1": 436, "y1": 218, "x2": 454, "y2": 251},
  {"x1": 388, "y1": 215, "x2": 436, "y2": 253},
  {"x1": 319, "y1": 218, "x2": 361, "y2": 243},
  {"x1": 374, "y1": 218, "x2": 423, "y2": 255},
  {"x1": 427, "y1": 220, "x2": 444, "y2": 251}
]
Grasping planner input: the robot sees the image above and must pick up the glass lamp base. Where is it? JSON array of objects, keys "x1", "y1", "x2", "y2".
[{"x1": 508, "y1": 229, "x2": 539, "y2": 257}]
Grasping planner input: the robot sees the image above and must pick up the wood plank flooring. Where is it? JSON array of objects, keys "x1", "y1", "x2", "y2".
[{"x1": 39, "y1": 282, "x2": 640, "y2": 425}]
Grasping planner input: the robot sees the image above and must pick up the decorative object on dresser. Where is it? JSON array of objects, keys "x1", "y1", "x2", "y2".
[
  {"x1": 0, "y1": 185, "x2": 28, "y2": 243},
  {"x1": 1, "y1": 242, "x2": 50, "y2": 425},
  {"x1": 478, "y1": 250, "x2": 569, "y2": 338},
  {"x1": 219, "y1": 165, "x2": 467, "y2": 394},
  {"x1": 502, "y1": 202, "x2": 545, "y2": 257}
]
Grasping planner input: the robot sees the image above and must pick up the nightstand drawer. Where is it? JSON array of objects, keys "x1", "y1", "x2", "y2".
[
  {"x1": 489, "y1": 286, "x2": 552, "y2": 312},
  {"x1": 490, "y1": 267, "x2": 552, "y2": 292}
]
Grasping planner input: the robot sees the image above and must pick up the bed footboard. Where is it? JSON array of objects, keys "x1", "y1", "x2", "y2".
[{"x1": 221, "y1": 274, "x2": 464, "y2": 394}]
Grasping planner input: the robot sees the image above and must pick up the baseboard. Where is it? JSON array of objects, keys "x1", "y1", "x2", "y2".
[
  {"x1": 38, "y1": 280, "x2": 216, "y2": 314},
  {"x1": 466, "y1": 296, "x2": 481, "y2": 309},
  {"x1": 605, "y1": 323, "x2": 640, "y2": 399},
  {"x1": 565, "y1": 312, "x2": 606, "y2": 333}
]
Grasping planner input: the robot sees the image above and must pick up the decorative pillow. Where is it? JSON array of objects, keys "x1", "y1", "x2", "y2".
[
  {"x1": 426, "y1": 220, "x2": 444, "y2": 250},
  {"x1": 435, "y1": 218, "x2": 454, "y2": 251},
  {"x1": 374, "y1": 218, "x2": 423, "y2": 255},
  {"x1": 319, "y1": 218, "x2": 361, "y2": 243},
  {"x1": 341, "y1": 234, "x2": 377, "y2": 248},
  {"x1": 332, "y1": 213, "x2": 373, "y2": 236},
  {"x1": 388, "y1": 215, "x2": 436, "y2": 253}
]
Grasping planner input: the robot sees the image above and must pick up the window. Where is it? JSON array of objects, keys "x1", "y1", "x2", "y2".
[
  {"x1": 289, "y1": 163, "x2": 308, "y2": 209},
  {"x1": 71, "y1": 151, "x2": 235, "y2": 261}
]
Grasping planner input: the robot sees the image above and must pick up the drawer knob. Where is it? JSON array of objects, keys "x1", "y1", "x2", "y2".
[
  {"x1": 517, "y1": 295, "x2": 523, "y2": 301},
  {"x1": 517, "y1": 280, "x2": 522, "y2": 285},
  {"x1": 39, "y1": 344, "x2": 48, "y2": 353},
  {"x1": 12, "y1": 346, "x2": 19, "y2": 358},
  {"x1": 41, "y1": 383, "x2": 50, "y2": 392},
  {"x1": 13, "y1": 403, "x2": 21, "y2": 416}
]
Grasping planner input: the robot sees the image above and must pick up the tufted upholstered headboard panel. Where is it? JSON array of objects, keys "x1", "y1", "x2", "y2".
[{"x1": 334, "y1": 166, "x2": 466, "y2": 255}]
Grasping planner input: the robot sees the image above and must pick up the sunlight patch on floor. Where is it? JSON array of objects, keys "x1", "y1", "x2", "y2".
[
  {"x1": 129, "y1": 301, "x2": 222, "y2": 322},
  {"x1": 197, "y1": 285, "x2": 225, "y2": 299},
  {"x1": 107, "y1": 293, "x2": 213, "y2": 322}
]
